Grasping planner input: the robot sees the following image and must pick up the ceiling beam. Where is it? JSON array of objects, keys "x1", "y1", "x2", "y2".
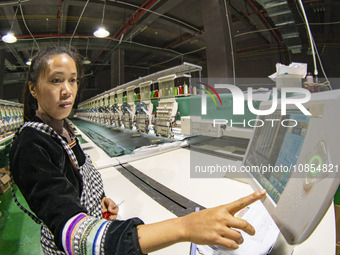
[
  {"x1": 124, "y1": 0, "x2": 195, "y2": 41},
  {"x1": 246, "y1": 0, "x2": 282, "y2": 43},
  {"x1": 5, "y1": 44, "x2": 26, "y2": 67},
  {"x1": 230, "y1": 1, "x2": 271, "y2": 44}
]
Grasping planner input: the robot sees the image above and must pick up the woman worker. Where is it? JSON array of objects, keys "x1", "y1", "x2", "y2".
[{"x1": 9, "y1": 46, "x2": 266, "y2": 255}]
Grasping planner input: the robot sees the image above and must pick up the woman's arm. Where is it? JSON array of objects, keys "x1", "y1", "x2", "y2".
[{"x1": 137, "y1": 189, "x2": 266, "y2": 254}]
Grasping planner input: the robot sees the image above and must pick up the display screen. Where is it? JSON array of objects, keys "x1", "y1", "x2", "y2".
[{"x1": 243, "y1": 111, "x2": 310, "y2": 204}]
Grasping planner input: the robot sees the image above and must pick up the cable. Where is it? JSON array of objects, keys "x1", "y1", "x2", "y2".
[
  {"x1": 295, "y1": 0, "x2": 331, "y2": 88},
  {"x1": 0, "y1": 0, "x2": 29, "y2": 6},
  {"x1": 235, "y1": 27, "x2": 279, "y2": 37},
  {"x1": 69, "y1": 0, "x2": 89, "y2": 47},
  {"x1": 224, "y1": 0, "x2": 236, "y2": 85},
  {"x1": 309, "y1": 21, "x2": 340, "y2": 25},
  {"x1": 148, "y1": 47, "x2": 206, "y2": 68},
  {"x1": 312, "y1": 36, "x2": 331, "y2": 88},
  {"x1": 18, "y1": 34, "x2": 190, "y2": 60},
  {"x1": 296, "y1": 0, "x2": 318, "y2": 77},
  {"x1": 19, "y1": 0, "x2": 39, "y2": 50},
  {"x1": 8, "y1": 3, "x2": 19, "y2": 32},
  {"x1": 101, "y1": 0, "x2": 107, "y2": 26}
]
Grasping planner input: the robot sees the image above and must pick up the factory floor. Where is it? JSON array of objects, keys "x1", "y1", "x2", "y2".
[{"x1": 0, "y1": 186, "x2": 43, "y2": 255}]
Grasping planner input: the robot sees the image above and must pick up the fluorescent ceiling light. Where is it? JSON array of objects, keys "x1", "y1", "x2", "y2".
[
  {"x1": 82, "y1": 57, "x2": 91, "y2": 65},
  {"x1": 2, "y1": 32, "x2": 17, "y2": 43},
  {"x1": 93, "y1": 27, "x2": 110, "y2": 38}
]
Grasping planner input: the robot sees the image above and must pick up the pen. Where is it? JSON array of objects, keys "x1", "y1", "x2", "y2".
[
  {"x1": 102, "y1": 200, "x2": 125, "y2": 220},
  {"x1": 114, "y1": 200, "x2": 125, "y2": 209}
]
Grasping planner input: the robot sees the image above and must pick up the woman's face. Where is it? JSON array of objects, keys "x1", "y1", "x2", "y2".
[{"x1": 30, "y1": 53, "x2": 78, "y2": 120}]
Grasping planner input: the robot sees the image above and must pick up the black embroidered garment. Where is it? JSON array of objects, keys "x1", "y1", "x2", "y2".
[{"x1": 10, "y1": 116, "x2": 144, "y2": 254}]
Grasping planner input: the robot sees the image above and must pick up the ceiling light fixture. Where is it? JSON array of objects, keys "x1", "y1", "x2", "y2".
[
  {"x1": 1, "y1": 4, "x2": 19, "y2": 43},
  {"x1": 26, "y1": 41, "x2": 35, "y2": 66},
  {"x1": 94, "y1": 0, "x2": 109, "y2": 38},
  {"x1": 94, "y1": 27, "x2": 110, "y2": 38},
  {"x1": 2, "y1": 32, "x2": 17, "y2": 43},
  {"x1": 82, "y1": 38, "x2": 92, "y2": 64},
  {"x1": 82, "y1": 57, "x2": 92, "y2": 65},
  {"x1": 25, "y1": 58, "x2": 32, "y2": 66}
]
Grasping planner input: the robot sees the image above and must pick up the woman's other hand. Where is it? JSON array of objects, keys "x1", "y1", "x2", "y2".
[{"x1": 101, "y1": 197, "x2": 119, "y2": 220}]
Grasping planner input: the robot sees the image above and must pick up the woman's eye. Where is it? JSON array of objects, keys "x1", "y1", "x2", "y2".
[
  {"x1": 52, "y1": 78, "x2": 62, "y2": 84},
  {"x1": 69, "y1": 78, "x2": 77, "y2": 84}
]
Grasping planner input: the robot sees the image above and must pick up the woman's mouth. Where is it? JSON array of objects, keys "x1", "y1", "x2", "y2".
[{"x1": 59, "y1": 102, "x2": 72, "y2": 108}]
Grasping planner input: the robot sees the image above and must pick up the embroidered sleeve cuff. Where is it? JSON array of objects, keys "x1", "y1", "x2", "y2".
[
  {"x1": 62, "y1": 214, "x2": 145, "y2": 255},
  {"x1": 62, "y1": 213, "x2": 112, "y2": 255}
]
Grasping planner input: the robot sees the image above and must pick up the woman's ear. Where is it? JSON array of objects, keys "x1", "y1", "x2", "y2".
[{"x1": 28, "y1": 82, "x2": 37, "y2": 98}]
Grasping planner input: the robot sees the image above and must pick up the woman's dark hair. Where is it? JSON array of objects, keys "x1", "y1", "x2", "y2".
[{"x1": 22, "y1": 45, "x2": 83, "y2": 121}]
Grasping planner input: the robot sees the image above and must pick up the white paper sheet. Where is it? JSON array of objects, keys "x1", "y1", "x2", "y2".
[{"x1": 197, "y1": 201, "x2": 280, "y2": 255}]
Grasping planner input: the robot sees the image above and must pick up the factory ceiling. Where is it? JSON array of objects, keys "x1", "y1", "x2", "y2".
[{"x1": 0, "y1": 0, "x2": 339, "y2": 100}]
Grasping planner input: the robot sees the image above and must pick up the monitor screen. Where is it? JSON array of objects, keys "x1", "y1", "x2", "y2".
[{"x1": 243, "y1": 111, "x2": 310, "y2": 204}]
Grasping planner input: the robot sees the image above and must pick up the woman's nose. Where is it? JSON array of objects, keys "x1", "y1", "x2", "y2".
[{"x1": 61, "y1": 81, "x2": 72, "y2": 97}]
